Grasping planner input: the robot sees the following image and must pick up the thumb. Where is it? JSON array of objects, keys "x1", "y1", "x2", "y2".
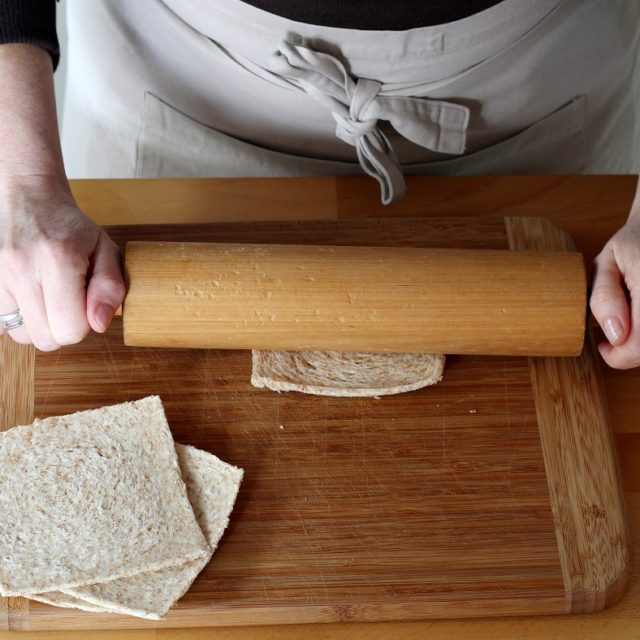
[
  {"x1": 86, "y1": 233, "x2": 126, "y2": 334},
  {"x1": 590, "y1": 245, "x2": 630, "y2": 346}
]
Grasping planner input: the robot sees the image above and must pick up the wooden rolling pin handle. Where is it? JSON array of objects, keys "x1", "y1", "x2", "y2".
[{"x1": 122, "y1": 242, "x2": 586, "y2": 356}]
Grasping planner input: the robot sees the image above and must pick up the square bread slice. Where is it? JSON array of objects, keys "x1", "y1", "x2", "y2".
[
  {"x1": 251, "y1": 350, "x2": 445, "y2": 397},
  {"x1": 32, "y1": 444, "x2": 243, "y2": 620},
  {"x1": 0, "y1": 397, "x2": 209, "y2": 596}
]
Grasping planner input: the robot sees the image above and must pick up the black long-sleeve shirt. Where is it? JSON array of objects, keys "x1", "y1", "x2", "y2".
[
  {"x1": 0, "y1": 0, "x2": 503, "y2": 70},
  {"x1": 0, "y1": 0, "x2": 59, "y2": 67}
]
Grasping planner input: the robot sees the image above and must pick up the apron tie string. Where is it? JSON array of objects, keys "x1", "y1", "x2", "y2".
[{"x1": 269, "y1": 39, "x2": 470, "y2": 204}]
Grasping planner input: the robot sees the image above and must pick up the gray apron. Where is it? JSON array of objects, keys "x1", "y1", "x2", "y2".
[{"x1": 61, "y1": 0, "x2": 640, "y2": 203}]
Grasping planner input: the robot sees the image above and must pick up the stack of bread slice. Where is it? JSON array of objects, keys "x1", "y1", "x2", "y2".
[{"x1": 0, "y1": 396, "x2": 242, "y2": 620}]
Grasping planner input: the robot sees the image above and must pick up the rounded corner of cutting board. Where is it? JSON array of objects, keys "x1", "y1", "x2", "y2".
[
  {"x1": 601, "y1": 561, "x2": 634, "y2": 610},
  {"x1": 568, "y1": 554, "x2": 633, "y2": 614}
]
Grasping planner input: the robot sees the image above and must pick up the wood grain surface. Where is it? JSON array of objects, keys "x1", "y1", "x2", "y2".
[
  {"x1": 0, "y1": 213, "x2": 624, "y2": 630},
  {"x1": 506, "y1": 217, "x2": 630, "y2": 613},
  {"x1": 1, "y1": 175, "x2": 638, "y2": 640},
  {"x1": 0, "y1": 339, "x2": 34, "y2": 631},
  {"x1": 122, "y1": 241, "x2": 585, "y2": 355}
]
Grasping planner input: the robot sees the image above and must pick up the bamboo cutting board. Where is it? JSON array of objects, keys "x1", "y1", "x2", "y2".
[{"x1": 0, "y1": 216, "x2": 630, "y2": 631}]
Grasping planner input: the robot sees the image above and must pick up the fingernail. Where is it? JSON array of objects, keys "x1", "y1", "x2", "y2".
[
  {"x1": 95, "y1": 303, "x2": 114, "y2": 333},
  {"x1": 604, "y1": 317, "x2": 623, "y2": 345}
]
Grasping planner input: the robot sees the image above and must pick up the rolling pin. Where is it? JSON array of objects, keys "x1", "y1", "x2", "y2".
[{"x1": 121, "y1": 241, "x2": 586, "y2": 356}]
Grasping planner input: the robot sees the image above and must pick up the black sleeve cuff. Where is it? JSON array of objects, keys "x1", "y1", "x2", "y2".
[{"x1": 0, "y1": 0, "x2": 59, "y2": 70}]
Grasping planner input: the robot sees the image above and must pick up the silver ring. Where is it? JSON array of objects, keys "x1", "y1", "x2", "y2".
[{"x1": 0, "y1": 310, "x2": 24, "y2": 331}]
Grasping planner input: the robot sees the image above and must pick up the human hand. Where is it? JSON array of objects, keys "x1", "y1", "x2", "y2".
[
  {"x1": 590, "y1": 181, "x2": 640, "y2": 368},
  {"x1": 0, "y1": 175, "x2": 125, "y2": 351}
]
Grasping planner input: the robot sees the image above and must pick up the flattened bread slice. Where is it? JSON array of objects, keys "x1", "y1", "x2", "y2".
[
  {"x1": 0, "y1": 397, "x2": 209, "y2": 596},
  {"x1": 33, "y1": 444, "x2": 243, "y2": 620},
  {"x1": 251, "y1": 350, "x2": 445, "y2": 397}
]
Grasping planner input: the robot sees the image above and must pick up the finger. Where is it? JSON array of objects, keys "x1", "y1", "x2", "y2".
[
  {"x1": 596, "y1": 272, "x2": 640, "y2": 369},
  {"x1": 590, "y1": 247, "x2": 630, "y2": 346},
  {"x1": 0, "y1": 289, "x2": 31, "y2": 344},
  {"x1": 86, "y1": 233, "x2": 125, "y2": 334},
  {"x1": 40, "y1": 247, "x2": 91, "y2": 346},
  {"x1": 598, "y1": 339, "x2": 640, "y2": 370},
  {"x1": 14, "y1": 283, "x2": 60, "y2": 352}
]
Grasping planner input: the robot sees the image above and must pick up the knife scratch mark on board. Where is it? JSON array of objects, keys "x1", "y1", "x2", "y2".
[
  {"x1": 274, "y1": 406, "x2": 280, "y2": 498},
  {"x1": 199, "y1": 352, "x2": 209, "y2": 430},
  {"x1": 321, "y1": 404, "x2": 328, "y2": 473},
  {"x1": 359, "y1": 405, "x2": 365, "y2": 476},
  {"x1": 279, "y1": 524, "x2": 314, "y2": 593},
  {"x1": 124, "y1": 350, "x2": 137, "y2": 399},
  {"x1": 441, "y1": 405, "x2": 447, "y2": 465},
  {"x1": 207, "y1": 353, "x2": 227, "y2": 424},
  {"x1": 292, "y1": 500, "x2": 330, "y2": 595},
  {"x1": 422, "y1": 419, "x2": 429, "y2": 494},
  {"x1": 266, "y1": 575, "x2": 284, "y2": 599},
  {"x1": 503, "y1": 359, "x2": 513, "y2": 433},
  {"x1": 40, "y1": 349, "x2": 61, "y2": 417},
  {"x1": 102, "y1": 335, "x2": 123, "y2": 395},
  {"x1": 503, "y1": 359, "x2": 514, "y2": 492}
]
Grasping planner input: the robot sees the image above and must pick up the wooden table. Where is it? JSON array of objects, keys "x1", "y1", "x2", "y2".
[{"x1": 2, "y1": 175, "x2": 639, "y2": 639}]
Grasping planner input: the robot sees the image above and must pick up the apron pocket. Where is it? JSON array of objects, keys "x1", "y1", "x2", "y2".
[
  {"x1": 404, "y1": 95, "x2": 589, "y2": 175},
  {"x1": 135, "y1": 92, "x2": 363, "y2": 178}
]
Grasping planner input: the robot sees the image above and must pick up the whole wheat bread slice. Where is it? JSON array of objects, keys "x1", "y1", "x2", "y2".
[
  {"x1": 28, "y1": 592, "x2": 107, "y2": 614},
  {"x1": 33, "y1": 444, "x2": 243, "y2": 619},
  {"x1": 251, "y1": 350, "x2": 445, "y2": 397},
  {"x1": 0, "y1": 397, "x2": 209, "y2": 596}
]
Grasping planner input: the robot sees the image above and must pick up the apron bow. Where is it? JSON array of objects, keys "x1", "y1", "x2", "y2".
[{"x1": 269, "y1": 39, "x2": 470, "y2": 204}]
